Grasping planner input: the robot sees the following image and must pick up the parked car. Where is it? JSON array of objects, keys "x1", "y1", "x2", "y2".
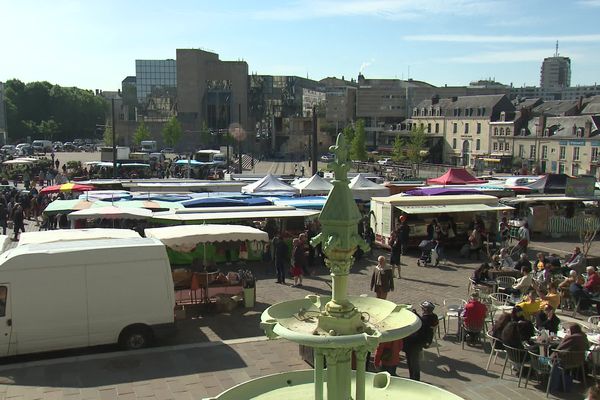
[
  {"x1": 1, "y1": 145, "x2": 16, "y2": 156},
  {"x1": 63, "y1": 142, "x2": 77, "y2": 152},
  {"x1": 377, "y1": 158, "x2": 393, "y2": 166},
  {"x1": 161, "y1": 148, "x2": 174, "y2": 154},
  {"x1": 16, "y1": 144, "x2": 34, "y2": 156},
  {"x1": 320, "y1": 154, "x2": 335, "y2": 162}
]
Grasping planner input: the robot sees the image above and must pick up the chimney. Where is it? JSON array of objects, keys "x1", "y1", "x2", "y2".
[
  {"x1": 585, "y1": 120, "x2": 593, "y2": 137},
  {"x1": 118, "y1": 89, "x2": 121, "y2": 96},
  {"x1": 431, "y1": 95, "x2": 440, "y2": 105},
  {"x1": 578, "y1": 96, "x2": 583, "y2": 113},
  {"x1": 537, "y1": 115, "x2": 546, "y2": 137}
]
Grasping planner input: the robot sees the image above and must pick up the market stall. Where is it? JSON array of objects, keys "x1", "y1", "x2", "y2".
[
  {"x1": 370, "y1": 194, "x2": 513, "y2": 247},
  {"x1": 145, "y1": 224, "x2": 269, "y2": 307}
]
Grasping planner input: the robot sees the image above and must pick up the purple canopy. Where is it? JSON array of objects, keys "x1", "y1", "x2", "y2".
[{"x1": 405, "y1": 187, "x2": 481, "y2": 196}]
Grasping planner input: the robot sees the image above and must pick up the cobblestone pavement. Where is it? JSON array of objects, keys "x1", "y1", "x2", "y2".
[{"x1": 0, "y1": 221, "x2": 595, "y2": 399}]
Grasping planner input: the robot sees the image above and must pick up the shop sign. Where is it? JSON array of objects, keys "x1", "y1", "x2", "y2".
[{"x1": 559, "y1": 140, "x2": 585, "y2": 146}]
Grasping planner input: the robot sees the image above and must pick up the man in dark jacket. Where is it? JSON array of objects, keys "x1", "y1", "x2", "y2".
[
  {"x1": 273, "y1": 235, "x2": 289, "y2": 285},
  {"x1": 403, "y1": 301, "x2": 439, "y2": 381}
]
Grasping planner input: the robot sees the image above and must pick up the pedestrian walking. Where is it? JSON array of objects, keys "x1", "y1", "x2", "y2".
[
  {"x1": 273, "y1": 235, "x2": 288, "y2": 285},
  {"x1": 291, "y1": 238, "x2": 305, "y2": 287},
  {"x1": 370, "y1": 256, "x2": 394, "y2": 299}
]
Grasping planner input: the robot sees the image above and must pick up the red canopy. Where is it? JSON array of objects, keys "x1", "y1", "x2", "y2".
[{"x1": 426, "y1": 168, "x2": 487, "y2": 185}]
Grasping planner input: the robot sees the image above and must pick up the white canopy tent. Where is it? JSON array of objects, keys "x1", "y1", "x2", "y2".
[
  {"x1": 18, "y1": 228, "x2": 140, "y2": 246},
  {"x1": 67, "y1": 206, "x2": 153, "y2": 221},
  {"x1": 241, "y1": 174, "x2": 298, "y2": 194},
  {"x1": 145, "y1": 224, "x2": 269, "y2": 253},
  {"x1": 3, "y1": 158, "x2": 36, "y2": 165},
  {"x1": 348, "y1": 173, "x2": 390, "y2": 201},
  {"x1": 292, "y1": 174, "x2": 333, "y2": 196}
]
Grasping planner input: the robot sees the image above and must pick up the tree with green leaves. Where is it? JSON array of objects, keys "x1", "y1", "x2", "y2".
[
  {"x1": 38, "y1": 119, "x2": 61, "y2": 141},
  {"x1": 103, "y1": 125, "x2": 113, "y2": 146},
  {"x1": 133, "y1": 121, "x2": 151, "y2": 148},
  {"x1": 343, "y1": 124, "x2": 355, "y2": 145},
  {"x1": 406, "y1": 126, "x2": 428, "y2": 175},
  {"x1": 350, "y1": 119, "x2": 367, "y2": 161},
  {"x1": 392, "y1": 136, "x2": 405, "y2": 163},
  {"x1": 162, "y1": 116, "x2": 183, "y2": 149}
]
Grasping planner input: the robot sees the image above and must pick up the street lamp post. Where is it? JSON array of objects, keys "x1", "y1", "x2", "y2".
[{"x1": 111, "y1": 98, "x2": 117, "y2": 179}]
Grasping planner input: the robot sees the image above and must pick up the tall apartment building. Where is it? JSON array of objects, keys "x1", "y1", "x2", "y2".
[{"x1": 540, "y1": 56, "x2": 571, "y2": 89}]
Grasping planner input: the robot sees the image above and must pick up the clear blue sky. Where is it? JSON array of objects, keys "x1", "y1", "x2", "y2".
[{"x1": 2, "y1": 0, "x2": 600, "y2": 91}]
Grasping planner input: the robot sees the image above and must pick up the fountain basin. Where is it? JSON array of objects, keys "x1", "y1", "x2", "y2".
[{"x1": 203, "y1": 369, "x2": 464, "y2": 399}]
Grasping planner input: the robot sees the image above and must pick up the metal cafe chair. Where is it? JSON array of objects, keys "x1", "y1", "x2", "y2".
[
  {"x1": 524, "y1": 351, "x2": 552, "y2": 389},
  {"x1": 485, "y1": 332, "x2": 506, "y2": 371},
  {"x1": 443, "y1": 298, "x2": 466, "y2": 335},
  {"x1": 500, "y1": 345, "x2": 529, "y2": 387},
  {"x1": 546, "y1": 350, "x2": 587, "y2": 397},
  {"x1": 496, "y1": 275, "x2": 517, "y2": 291},
  {"x1": 460, "y1": 319, "x2": 487, "y2": 350}
]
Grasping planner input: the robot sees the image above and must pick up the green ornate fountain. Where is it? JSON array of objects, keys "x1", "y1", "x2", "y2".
[{"x1": 205, "y1": 134, "x2": 463, "y2": 400}]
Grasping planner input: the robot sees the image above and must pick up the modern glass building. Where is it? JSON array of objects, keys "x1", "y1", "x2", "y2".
[{"x1": 135, "y1": 59, "x2": 177, "y2": 103}]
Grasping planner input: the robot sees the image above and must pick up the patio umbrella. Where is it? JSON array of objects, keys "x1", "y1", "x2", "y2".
[
  {"x1": 67, "y1": 206, "x2": 152, "y2": 221},
  {"x1": 40, "y1": 182, "x2": 95, "y2": 194},
  {"x1": 42, "y1": 199, "x2": 98, "y2": 215}
]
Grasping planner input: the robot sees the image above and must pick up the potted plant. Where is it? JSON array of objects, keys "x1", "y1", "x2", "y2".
[{"x1": 238, "y1": 268, "x2": 256, "y2": 308}]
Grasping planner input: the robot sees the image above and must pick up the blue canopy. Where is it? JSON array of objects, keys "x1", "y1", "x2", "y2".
[
  {"x1": 271, "y1": 196, "x2": 327, "y2": 210},
  {"x1": 240, "y1": 197, "x2": 273, "y2": 206},
  {"x1": 181, "y1": 197, "x2": 246, "y2": 208}
]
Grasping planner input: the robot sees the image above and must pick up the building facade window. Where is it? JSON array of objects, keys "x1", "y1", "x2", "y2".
[
  {"x1": 453, "y1": 123, "x2": 457, "y2": 134},
  {"x1": 592, "y1": 147, "x2": 599, "y2": 162},
  {"x1": 499, "y1": 142, "x2": 503, "y2": 151},
  {"x1": 572, "y1": 164, "x2": 579, "y2": 175},
  {"x1": 452, "y1": 138, "x2": 457, "y2": 149},
  {"x1": 435, "y1": 123, "x2": 439, "y2": 133},
  {"x1": 500, "y1": 128, "x2": 504, "y2": 135},
  {"x1": 477, "y1": 123, "x2": 481, "y2": 134},
  {"x1": 427, "y1": 123, "x2": 431, "y2": 133},
  {"x1": 465, "y1": 123, "x2": 469, "y2": 134},
  {"x1": 559, "y1": 146, "x2": 566, "y2": 160},
  {"x1": 476, "y1": 139, "x2": 480, "y2": 150},
  {"x1": 506, "y1": 128, "x2": 511, "y2": 135},
  {"x1": 494, "y1": 127, "x2": 498, "y2": 136},
  {"x1": 542, "y1": 145, "x2": 548, "y2": 159},
  {"x1": 573, "y1": 147, "x2": 580, "y2": 161},
  {"x1": 505, "y1": 142, "x2": 510, "y2": 151},
  {"x1": 519, "y1": 144, "x2": 525, "y2": 158},
  {"x1": 559, "y1": 163, "x2": 565, "y2": 173},
  {"x1": 529, "y1": 145, "x2": 536, "y2": 159},
  {"x1": 493, "y1": 142, "x2": 498, "y2": 151}
]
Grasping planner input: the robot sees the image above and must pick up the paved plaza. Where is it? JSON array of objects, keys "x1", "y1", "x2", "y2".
[{"x1": 0, "y1": 216, "x2": 595, "y2": 399}]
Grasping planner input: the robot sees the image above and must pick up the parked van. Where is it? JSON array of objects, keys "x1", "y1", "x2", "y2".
[
  {"x1": 0, "y1": 237, "x2": 175, "y2": 356},
  {"x1": 32, "y1": 140, "x2": 53, "y2": 153},
  {"x1": 141, "y1": 141, "x2": 157, "y2": 153}
]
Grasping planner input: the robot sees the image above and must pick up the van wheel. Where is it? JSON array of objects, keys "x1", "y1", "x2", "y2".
[{"x1": 119, "y1": 326, "x2": 152, "y2": 350}]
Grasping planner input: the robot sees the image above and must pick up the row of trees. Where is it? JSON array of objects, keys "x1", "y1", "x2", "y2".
[
  {"x1": 103, "y1": 117, "x2": 184, "y2": 149},
  {"x1": 340, "y1": 120, "x2": 428, "y2": 165},
  {"x1": 4, "y1": 79, "x2": 106, "y2": 143}
]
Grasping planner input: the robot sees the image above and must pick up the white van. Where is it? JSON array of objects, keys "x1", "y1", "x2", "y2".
[
  {"x1": 0, "y1": 237, "x2": 175, "y2": 356},
  {"x1": 31, "y1": 140, "x2": 53, "y2": 153}
]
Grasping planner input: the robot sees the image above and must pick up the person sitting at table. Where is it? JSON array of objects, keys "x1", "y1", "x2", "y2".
[
  {"x1": 538, "y1": 282, "x2": 561, "y2": 311},
  {"x1": 491, "y1": 312, "x2": 512, "y2": 349},
  {"x1": 562, "y1": 246, "x2": 586, "y2": 276},
  {"x1": 585, "y1": 266, "x2": 600, "y2": 294},
  {"x1": 502, "y1": 266, "x2": 533, "y2": 297},
  {"x1": 535, "y1": 304, "x2": 560, "y2": 333},
  {"x1": 516, "y1": 289, "x2": 541, "y2": 320},
  {"x1": 514, "y1": 253, "x2": 532, "y2": 272},
  {"x1": 471, "y1": 263, "x2": 491, "y2": 285},
  {"x1": 508, "y1": 306, "x2": 535, "y2": 339},
  {"x1": 547, "y1": 253, "x2": 562, "y2": 271},
  {"x1": 498, "y1": 248, "x2": 515, "y2": 271},
  {"x1": 461, "y1": 292, "x2": 487, "y2": 343},
  {"x1": 559, "y1": 270, "x2": 578, "y2": 291},
  {"x1": 554, "y1": 323, "x2": 589, "y2": 355},
  {"x1": 535, "y1": 252, "x2": 548, "y2": 272},
  {"x1": 490, "y1": 254, "x2": 501, "y2": 270},
  {"x1": 570, "y1": 274, "x2": 600, "y2": 314},
  {"x1": 536, "y1": 262, "x2": 553, "y2": 292}
]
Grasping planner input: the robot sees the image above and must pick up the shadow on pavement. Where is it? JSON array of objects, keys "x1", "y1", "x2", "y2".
[{"x1": 0, "y1": 343, "x2": 246, "y2": 388}]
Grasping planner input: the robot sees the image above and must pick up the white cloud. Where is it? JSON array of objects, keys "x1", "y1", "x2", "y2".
[
  {"x1": 405, "y1": 34, "x2": 600, "y2": 43},
  {"x1": 578, "y1": 0, "x2": 600, "y2": 6},
  {"x1": 251, "y1": 0, "x2": 500, "y2": 21},
  {"x1": 444, "y1": 49, "x2": 585, "y2": 64}
]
